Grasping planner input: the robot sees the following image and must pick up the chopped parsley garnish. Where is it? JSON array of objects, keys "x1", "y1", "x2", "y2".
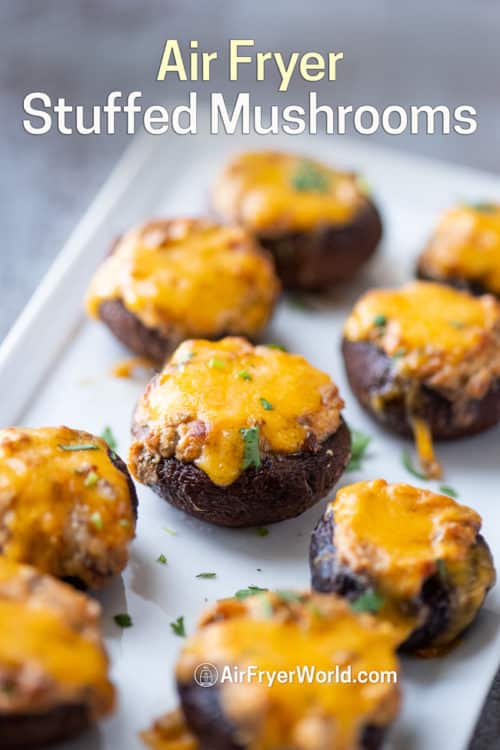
[
  {"x1": 157, "y1": 554, "x2": 168, "y2": 565},
  {"x1": 275, "y1": 590, "x2": 303, "y2": 604},
  {"x1": 238, "y1": 370, "x2": 252, "y2": 381},
  {"x1": 439, "y1": 485, "x2": 459, "y2": 498},
  {"x1": 240, "y1": 426, "x2": 261, "y2": 470},
  {"x1": 256, "y1": 526, "x2": 269, "y2": 537},
  {"x1": 356, "y1": 175, "x2": 371, "y2": 195},
  {"x1": 392, "y1": 348, "x2": 407, "y2": 360},
  {"x1": 59, "y1": 443, "x2": 98, "y2": 452},
  {"x1": 266, "y1": 343, "x2": 287, "y2": 351},
  {"x1": 208, "y1": 357, "x2": 225, "y2": 370},
  {"x1": 436, "y1": 559, "x2": 447, "y2": 580},
  {"x1": 351, "y1": 590, "x2": 384, "y2": 614},
  {"x1": 90, "y1": 511, "x2": 103, "y2": 530},
  {"x1": 260, "y1": 397, "x2": 273, "y2": 411},
  {"x1": 170, "y1": 616, "x2": 186, "y2": 637},
  {"x1": 468, "y1": 202, "x2": 496, "y2": 213},
  {"x1": 235, "y1": 585, "x2": 269, "y2": 600},
  {"x1": 114, "y1": 613, "x2": 133, "y2": 628},
  {"x1": 308, "y1": 603, "x2": 325, "y2": 619},
  {"x1": 196, "y1": 572, "x2": 217, "y2": 579},
  {"x1": 373, "y1": 314, "x2": 387, "y2": 328},
  {"x1": 401, "y1": 449, "x2": 428, "y2": 480},
  {"x1": 84, "y1": 471, "x2": 99, "y2": 488},
  {"x1": 163, "y1": 526, "x2": 177, "y2": 536},
  {"x1": 259, "y1": 596, "x2": 274, "y2": 618},
  {"x1": 101, "y1": 426, "x2": 118, "y2": 452},
  {"x1": 119, "y1": 519, "x2": 130, "y2": 528},
  {"x1": 346, "y1": 428, "x2": 371, "y2": 472},
  {"x1": 291, "y1": 160, "x2": 329, "y2": 193}
]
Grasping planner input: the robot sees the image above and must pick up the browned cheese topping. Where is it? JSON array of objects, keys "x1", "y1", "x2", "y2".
[
  {"x1": 171, "y1": 591, "x2": 400, "y2": 750},
  {"x1": 0, "y1": 426, "x2": 135, "y2": 588},
  {"x1": 419, "y1": 204, "x2": 500, "y2": 295},
  {"x1": 329, "y1": 480, "x2": 496, "y2": 651},
  {"x1": 0, "y1": 558, "x2": 114, "y2": 717},
  {"x1": 129, "y1": 337, "x2": 344, "y2": 487},
  {"x1": 213, "y1": 151, "x2": 368, "y2": 236},
  {"x1": 86, "y1": 218, "x2": 279, "y2": 341},
  {"x1": 344, "y1": 281, "x2": 500, "y2": 476},
  {"x1": 344, "y1": 281, "x2": 500, "y2": 402}
]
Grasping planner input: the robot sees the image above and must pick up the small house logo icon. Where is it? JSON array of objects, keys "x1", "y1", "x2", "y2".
[{"x1": 194, "y1": 662, "x2": 219, "y2": 688}]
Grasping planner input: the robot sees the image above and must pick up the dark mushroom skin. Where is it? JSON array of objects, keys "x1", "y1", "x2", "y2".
[
  {"x1": 257, "y1": 201, "x2": 382, "y2": 291},
  {"x1": 129, "y1": 337, "x2": 351, "y2": 527},
  {"x1": 0, "y1": 426, "x2": 137, "y2": 590},
  {"x1": 0, "y1": 704, "x2": 91, "y2": 750},
  {"x1": 170, "y1": 592, "x2": 400, "y2": 750},
  {"x1": 86, "y1": 218, "x2": 280, "y2": 366},
  {"x1": 178, "y1": 681, "x2": 388, "y2": 750},
  {"x1": 310, "y1": 480, "x2": 496, "y2": 655},
  {"x1": 0, "y1": 560, "x2": 115, "y2": 749},
  {"x1": 416, "y1": 203, "x2": 500, "y2": 299},
  {"x1": 212, "y1": 151, "x2": 382, "y2": 292},
  {"x1": 416, "y1": 267, "x2": 492, "y2": 298},
  {"x1": 342, "y1": 339, "x2": 500, "y2": 440},
  {"x1": 133, "y1": 418, "x2": 350, "y2": 528},
  {"x1": 98, "y1": 298, "x2": 173, "y2": 365}
]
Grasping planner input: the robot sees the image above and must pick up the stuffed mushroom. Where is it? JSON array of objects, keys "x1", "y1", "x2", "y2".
[
  {"x1": 143, "y1": 591, "x2": 401, "y2": 750},
  {"x1": 0, "y1": 558, "x2": 114, "y2": 749},
  {"x1": 212, "y1": 151, "x2": 382, "y2": 291},
  {"x1": 342, "y1": 281, "x2": 500, "y2": 477},
  {"x1": 417, "y1": 203, "x2": 500, "y2": 297},
  {"x1": 310, "y1": 480, "x2": 496, "y2": 655},
  {"x1": 129, "y1": 336, "x2": 350, "y2": 527},
  {"x1": 85, "y1": 218, "x2": 280, "y2": 365},
  {"x1": 0, "y1": 426, "x2": 137, "y2": 589}
]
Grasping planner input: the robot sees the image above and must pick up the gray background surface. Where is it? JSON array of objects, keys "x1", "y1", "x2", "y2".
[
  {"x1": 1, "y1": 2, "x2": 500, "y2": 747},
  {"x1": 2, "y1": 0, "x2": 500, "y2": 343}
]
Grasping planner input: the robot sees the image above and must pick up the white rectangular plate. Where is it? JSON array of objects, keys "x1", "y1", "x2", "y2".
[{"x1": 1, "y1": 127, "x2": 500, "y2": 750}]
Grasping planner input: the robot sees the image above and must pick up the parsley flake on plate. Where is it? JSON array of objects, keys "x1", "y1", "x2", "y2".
[
  {"x1": 170, "y1": 616, "x2": 186, "y2": 637},
  {"x1": 401, "y1": 449, "x2": 428, "y2": 480},
  {"x1": 346, "y1": 428, "x2": 372, "y2": 472},
  {"x1": 114, "y1": 613, "x2": 133, "y2": 628}
]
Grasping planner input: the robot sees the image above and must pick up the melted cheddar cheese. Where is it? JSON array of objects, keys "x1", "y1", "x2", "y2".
[
  {"x1": 0, "y1": 426, "x2": 135, "y2": 588},
  {"x1": 141, "y1": 709, "x2": 199, "y2": 750},
  {"x1": 174, "y1": 592, "x2": 400, "y2": 750},
  {"x1": 411, "y1": 416, "x2": 442, "y2": 480},
  {"x1": 86, "y1": 218, "x2": 279, "y2": 340},
  {"x1": 129, "y1": 337, "x2": 344, "y2": 486},
  {"x1": 0, "y1": 558, "x2": 114, "y2": 717},
  {"x1": 344, "y1": 281, "x2": 500, "y2": 400},
  {"x1": 330, "y1": 480, "x2": 495, "y2": 651},
  {"x1": 213, "y1": 151, "x2": 367, "y2": 235},
  {"x1": 419, "y1": 204, "x2": 500, "y2": 295}
]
